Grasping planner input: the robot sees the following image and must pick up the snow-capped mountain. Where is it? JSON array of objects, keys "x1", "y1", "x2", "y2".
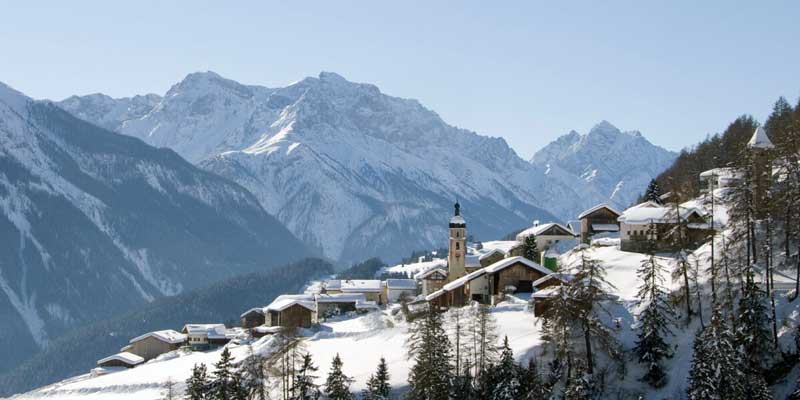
[
  {"x1": 58, "y1": 72, "x2": 671, "y2": 263},
  {"x1": 531, "y1": 121, "x2": 677, "y2": 210},
  {"x1": 0, "y1": 82, "x2": 311, "y2": 372}
]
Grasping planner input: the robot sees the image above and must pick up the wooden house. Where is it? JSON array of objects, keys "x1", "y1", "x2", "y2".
[
  {"x1": 265, "y1": 296, "x2": 316, "y2": 329},
  {"x1": 315, "y1": 293, "x2": 365, "y2": 319},
  {"x1": 577, "y1": 204, "x2": 621, "y2": 244},
  {"x1": 339, "y1": 279, "x2": 383, "y2": 304},
  {"x1": 515, "y1": 222, "x2": 576, "y2": 263},
  {"x1": 426, "y1": 256, "x2": 554, "y2": 308},
  {"x1": 699, "y1": 167, "x2": 740, "y2": 193},
  {"x1": 478, "y1": 249, "x2": 505, "y2": 268},
  {"x1": 96, "y1": 352, "x2": 144, "y2": 369},
  {"x1": 121, "y1": 330, "x2": 186, "y2": 361},
  {"x1": 618, "y1": 201, "x2": 711, "y2": 253},
  {"x1": 383, "y1": 279, "x2": 418, "y2": 303},
  {"x1": 416, "y1": 268, "x2": 448, "y2": 296},
  {"x1": 240, "y1": 308, "x2": 266, "y2": 329},
  {"x1": 181, "y1": 324, "x2": 230, "y2": 350}
]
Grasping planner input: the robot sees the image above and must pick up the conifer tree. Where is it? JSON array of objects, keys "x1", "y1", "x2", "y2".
[
  {"x1": 450, "y1": 366, "x2": 476, "y2": 400},
  {"x1": 475, "y1": 362, "x2": 499, "y2": 400},
  {"x1": 362, "y1": 357, "x2": 392, "y2": 400},
  {"x1": 292, "y1": 353, "x2": 321, "y2": 400},
  {"x1": 519, "y1": 359, "x2": 550, "y2": 400},
  {"x1": 163, "y1": 377, "x2": 178, "y2": 400},
  {"x1": 686, "y1": 307, "x2": 747, "y2": 400},
  {"x1": 185, "y1": 363, "x2": 210, "y2": 400},
  {"x1": 522, "y1": 235, "x2": 539, "y2": 263},
  {"x1": 644, "y1": 179, "x2": 664, "y2": 204},
  {"x1": 540, "y1": 283, "x2": 578, "y2": 379},
  {"x1": 490, "y1": 337, "x2": 520, "y2": 400},
  {"x1": 736, "y1": 268, "x2": 773, "y2": 372},
  {"x1": 633, "y1": 222, "x2": 674, "y2": 387},
  {"x1": 406, "y1": 308, "x2": 453, "y2": 400},
  {"x1": 210, "y1": 347, "x2": 236, "y2": 400},
  {"x1": 562, "y1": 364, "x2": 592, "y2": 400},
  {"x1": 240, "y1": 345, "x2": 268, "y2": 400},
  {"x1": 324, "y1": 354, "x2": 354, "y2": 400}
]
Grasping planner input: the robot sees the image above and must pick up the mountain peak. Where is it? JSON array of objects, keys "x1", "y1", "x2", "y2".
[
  {"x1": 0, "y1": 81, "x2": 30, "y2": 112},
  {"x1": 589, "y1": 120, "x2": 620, "y2": 134},
  {"x1": 318, "y1": 71, "x2": 348, "y2": 82}
]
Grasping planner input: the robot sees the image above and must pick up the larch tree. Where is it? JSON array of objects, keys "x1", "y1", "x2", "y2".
[
  {"x1": 291, "y1": 353, "x2": 321, "y2": 400},
  {"x1": 466, "y1": 303, "x2": 499, "y2": 378},
  {"x1": 735, "y1": 268, "x2": 773, "y2": 373}
]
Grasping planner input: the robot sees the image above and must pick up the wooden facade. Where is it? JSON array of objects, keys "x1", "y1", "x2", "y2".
[
  {"x1": 620, "y1": 211, "x2": 710, "y2": 253},
  {"x1": 266, "y1": 303, "x2": 315, "y2": 329},
  {"x1": 489, "y1": 262, "x2": 547, "y2": 301},
  {"x1": 240, "y1": 310, "x2": 266, "y2": 329},
  {"x1": 579, "y1": 206, "x2": 621, "y2": 243},
  {"x1": 126, "y1": 336, "x2": 184, "y2": 361},
  {"x1": 479, "y1": 251, "x2": 505, "y2": 268}
]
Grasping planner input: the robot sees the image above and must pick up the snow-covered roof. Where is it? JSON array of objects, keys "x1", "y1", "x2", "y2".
[
  {"x1": 442, "y1": 268, "x2": 488, "y2": 292},
  {"x1": 324, "y1": 280, "x2": 342, "y2": 290},
  {"x1": 748, "y1": 126, "x2": 774, "y2": 149},
  {"x1": 699, "y1": 167, "x2": 739, "y2": 179},
  {"x1": 516, "y1": 222, "x2": 575, "y2": 241},
  {"x1": 532, "y1": 286, "x2": 561, "y2": 299},
  {"x1": 484, "y1": 256, "x2": 552, "y2": 276},
  {"x1": 253, "y1": 326, "x2": 283, "y2": 335},
  {"x1": 340, "y1": 279, "x2": 382, "y2": 292},
  {"x1": 385, "y1": 279, "x2": 417, "y2": 290},
  {"x1": 480, "y1": 240, "x2": 520, "y2": 254},
  {"x1": 129, "y1": 329, "x2": 187, "y2": 345},
  {"x1": 531, "y1": 273, "x2": 571, "y2": 288},
  {"x1": 182, "y1": 324, "x2": 228, "y2": 339},
  {"x1": 265, "y1": 297, "x2": 316, "y2": 312},
  {"x1": 450, "y1": 215, "x2": 466, "y2": 225},
  {"x1": 314, "y1": 293, "x2": 366, "y2": 303},
  {"x1": 416, "y1": 267, "x2": 448, "y2": 280},
  {"x1": 97, "y1": 352, "x2": 144, "y2": 366},
  {"x1": 578, "y1": 204, "x2": 621, "y2": 220},
  {"x1": 465, "y1": 254, "x2": 481, "y2": 267},
  {"x1": 425, "y1": 288, "x2": 447, "y2": 301},
  {"x1": 477, "y1": 248, "x2": 505, "y2": 260},
  {"x1": 618, "y1": 201, "x2": 706, "y2": 225},
  {"x1": 240, "y1": 307, "x2": 266, "y2": 318}
]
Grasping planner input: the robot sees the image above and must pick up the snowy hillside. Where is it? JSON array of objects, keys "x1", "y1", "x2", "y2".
[
  {"x1": 531, "y1": 121, "x2": 677, "y2": 211},
  {"x1": 14, "y1": 185, "x2": 800, "y2": 399},
  {"x1": 58, "y1": 72, "x2": 669, "y2": 263},
  {"x1": 0, "y1": 82, "x2": 311, "y2": 373}
]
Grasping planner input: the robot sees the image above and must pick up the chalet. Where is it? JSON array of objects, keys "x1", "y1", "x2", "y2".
[
  {"x1": 416, "y1": 267, "x2": 448, "y2": 296},
  {"x1": 240, "y1": 308, "x2": 266, "y2": 329},
  {"x1": 324, "y1": 279, "x2": 383, "y2": 304},
  {"x1": 265, "y1": 295, "x2": 316, "y2": 329},
  {"x1": 426, "y1": 256, "x2": 554, "y2": 308},
  {"x1": 182, "y1": 324, "x2": 230, "y2": 350},
  {"x1": 121, "y1": 330, "x2": 186, "y2": 361},
  {"x1": 515, "y1": 222, "x2": 576, "y2": 261},
  {"x1": 383, "y1": 279, "x2": 418, "y2": 303},
  {"x1": 699, "y1": 167, "x2": 740, "y2": 193},
  {"x1": 531, "y1": 286, "x2": 561, "y2": 317},
  {"x1": 97, "y1": 352, "x2": 144, "y2": 369},
  {"x1": 477, "y1": 248, "x2": 506, "y2": 268},
  {"x1": 315, "y1": 293, "x2": 365, "y2": 319},
  {"x1": 618, "y1": 201, "x2": 710, "y2": 253},
  {"x1": 577, "y1": 204, "x2": 621, "y2": 244}
]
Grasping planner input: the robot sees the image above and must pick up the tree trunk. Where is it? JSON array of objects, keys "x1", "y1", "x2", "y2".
[{"x1": 583, "y1": 325, "x2": 593, "y2": 375}]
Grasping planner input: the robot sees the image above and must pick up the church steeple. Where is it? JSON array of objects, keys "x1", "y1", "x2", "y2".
[{"x1": 448, "y1": 200, "x2": 467, "y2": 280}]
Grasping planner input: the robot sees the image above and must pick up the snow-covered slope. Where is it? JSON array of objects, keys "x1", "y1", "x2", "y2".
[
  {"x1": 0, "y1": 82, "x2": 311, "y2": 372},
  {"x1": 531, "y1": 121, "x2": 677, "y2": 211},
  {"x1": 58, "y1": 72, "x2": 664, "y2": 263}
]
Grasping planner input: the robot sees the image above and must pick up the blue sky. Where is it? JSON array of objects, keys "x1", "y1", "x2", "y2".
[{"x1": 1, "y1": 1, "x2": 798, "y2": 157}]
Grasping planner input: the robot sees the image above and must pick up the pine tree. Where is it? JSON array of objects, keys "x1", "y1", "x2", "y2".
[
  {"x1": 324, "y1": 354, "x2": 354, "y2": 400},
  {"x1": 292, "y1": 353, "x2": 321, "y2": 400},
  {"x1": 735, "y1": 268, "x2": 773, "y2": 372},
  {"x1": 210, "y1": 347, "x2": 236, "y2": 400},
  {"x1": 490, "y1": 337, "x2": 520, "y2": 400},
  {"x1": 405, "y1": 307, "x2": 453, "y2": 400},
  {"x1": 686, "y1": 307, "x2": 747, "y2": 400},
  {"x1": 475, "y1": 362, "x2": 499, "y2": 400},
  {"x1": 644, "y1": 179, "x2": 664, "y2": 204},
  {"x1": 519, "y1": 359, "x2": 550, "y2": 400},
  {"x1": 450, "y1": 366, "x2": 476, "y2": 400},
  {"x1": 633, "y1": 222, "x2": 675, "y2": 388},
  {"x1": 185, "y1": 363, "x2": 210, "y2": 400},
  {"x1": 363, "y1": 357, "x2": 392, "y2": 400},
  {"x1": 522, "y1": 235, "x2": 539, "y2": 263}
]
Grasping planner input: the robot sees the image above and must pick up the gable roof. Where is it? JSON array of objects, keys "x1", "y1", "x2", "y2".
[
  {"x1": 340, "y1": 279, "x2": 382, "y2": 292},
  {"x1": 478, "y1": 248, "x2": 505, "y2": 260},
  {"x1": 618, "y1": 201, "x2": 706, "y2": 225},
  {"x1": 240, "y1": 307, "x2": 267, "y2": 318},
  {"x1": 416, "y1": 267, "x2": 448, "y2": 280},
  {"x1": 531, "y1": 273, "x2": 572, "y2": 288},
  {"x1": 578, "y1": 204, "x2": 622, "y2": 220},
  {"x1": 442, "y1": 268, "x2": 488, "y2": 292},
  {"x1": 97, "y1": 352, "x2": 145, "y2": 366},
  {"x1": 314, "y1": 293, "x2": 366, "y2": 303},
  {"x1": 484, "y1": 256, "x2": 552, "y2": 276},
  {"x1": 181, "y1": 324, "x2": 227, "y2": 339},
  {"x1": 129, "y1": 329, "x2": 187, "y2": 345},
  {"x1": 265, "y1": 297, "x2": 316, "y2": 312},
  {"x1": 516, "y1": 222, "x2": 575, "y2": 241}
]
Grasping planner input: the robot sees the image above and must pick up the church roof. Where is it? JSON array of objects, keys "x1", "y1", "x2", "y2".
[{"x1": 748, "y1": 126, "x2": 774, "y2": 149}]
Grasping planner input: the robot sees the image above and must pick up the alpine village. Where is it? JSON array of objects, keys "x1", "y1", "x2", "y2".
[{"x1": 47, "y1": 98, "x2": 800, "y2": 400}]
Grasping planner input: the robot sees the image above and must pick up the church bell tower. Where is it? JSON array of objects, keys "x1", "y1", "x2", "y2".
[{"x1": 448, "y1": 201, "x2": 467, "y2": 280}]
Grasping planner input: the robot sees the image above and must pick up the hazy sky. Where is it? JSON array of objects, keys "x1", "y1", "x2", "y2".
[{"x1": 1, "y1": 1, "x2": 798, "y2": 157}]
